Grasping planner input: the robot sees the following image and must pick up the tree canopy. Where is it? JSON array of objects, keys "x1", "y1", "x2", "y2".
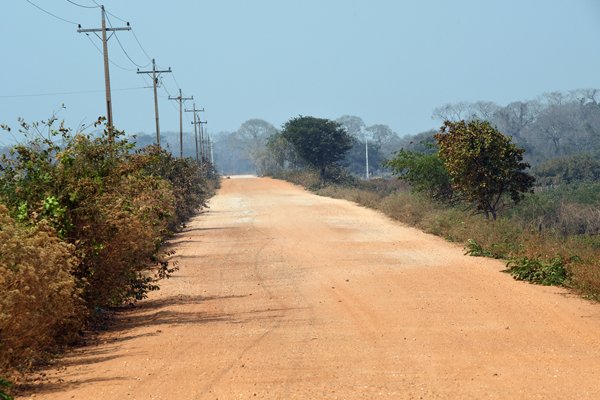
[
  {"x1": 281, "y1": 116, "x2": 353, "y2": 179},
  {"x1": 434, "y1": 120, "x2": 535, "y2": 219}
]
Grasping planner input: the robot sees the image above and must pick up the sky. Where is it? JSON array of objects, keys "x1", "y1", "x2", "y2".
[{"x1": 2, "y1": 0, "x2": 600, "y2": 146}]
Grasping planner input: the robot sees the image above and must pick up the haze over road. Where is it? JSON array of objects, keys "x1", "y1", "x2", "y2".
[{"x1": 28, "y1": 177, "x2": 600, "y2": 399}]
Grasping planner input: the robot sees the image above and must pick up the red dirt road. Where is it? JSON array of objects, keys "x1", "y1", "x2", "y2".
[{"x1": 25, "y1": 177, "x2": 600, "y2": 399}]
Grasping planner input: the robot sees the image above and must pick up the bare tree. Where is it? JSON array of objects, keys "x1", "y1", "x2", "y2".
[
  {"x1": 336, "y1": 115, "x2": 366, "y2": 138},
  {"x1": 432, "y1": 102, "x2": 470, "y2": 121}
]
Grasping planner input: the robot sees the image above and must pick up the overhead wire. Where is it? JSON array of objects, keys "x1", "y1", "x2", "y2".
[
  {"x1": 171, "y1": 72, "x2": 182, "y2": 90},
  {"x1": 25, "y1": 0, "x2": 78, "y2": 25},
  {"x1": 138, "y1": 74, "x2": 153, "y2": 88},
  {"x1": 131, "y1": 30, "x2": 153, "y2": 62},
  {"x1": 84, "y1": 33, "x2": 136, "y2": 71},
  {"x1": 0, "y1": 86, "x2": 147, "y2": 99},
  {"x1": 105, "y1": 13, "x2": 151, "y2": 68},
  {"x1": 23, "y1": 0, "x2": 199, "y2": 136},
  {"x1": 65, "y1": 0, "x2": 99, "y2": 9}
]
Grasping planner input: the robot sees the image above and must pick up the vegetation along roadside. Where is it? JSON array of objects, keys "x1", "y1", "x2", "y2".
[
  {"x1": 267, "y1": 115, "x2": 600, "y2": 306},
  {"x1": 0, "y1": 118, "x2": 219, "y2": 395}
]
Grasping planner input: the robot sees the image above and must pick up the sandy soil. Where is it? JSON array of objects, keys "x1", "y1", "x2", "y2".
[{"x1": 23, "y1": 177, "x2": 600, "y2": 399}]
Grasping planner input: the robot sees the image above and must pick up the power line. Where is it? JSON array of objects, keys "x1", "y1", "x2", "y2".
[
  {"x1": 0, "y1": 86, "x2": 147, "y2": 99},
  {"x1": 85, "y1": 33, "x2": 136, "y2": 71},
  {"x1": 66, "y1": 0, "x2": 99, "y2": 9},
  {"x1": 131, "y1": 29, "x2": 152, "y2": 62},
  {"x1": 94, "y1": 1, "x2": 129, "y2": 24},
  {"x1": 171, "y1": 72, "x2": 182, "y2": 90},
  {"x1": 105, "y1": 14, "x2": 151, "y2": 68},
  {"x1": 25, "y1": 0, "x2": 78, "y2": 25}
]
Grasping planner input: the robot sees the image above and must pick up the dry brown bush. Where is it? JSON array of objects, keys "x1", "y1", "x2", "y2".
[
  {"x1": 0, "y1": 205, "x2": 82, "y2": 372},
  {"x1": 71, "y1": 172, "x2": 176, "y2": 309}
]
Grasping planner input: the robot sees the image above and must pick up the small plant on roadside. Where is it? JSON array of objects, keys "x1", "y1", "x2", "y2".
[
  {"x1": 505, "y1": 256, "x2": 570, "y2": 286},
  {"x1": 464, "y1": 239, "x2": 495, "y2": 258},
  {"x1": 0, "y1": 378, "x2": 13, "y2": 400}
]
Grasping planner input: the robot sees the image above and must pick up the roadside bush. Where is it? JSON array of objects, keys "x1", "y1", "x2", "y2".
[
  {"x1": 0, "y1": 206, "x2": 82, "y2": 372},
  {"x1": 0, "y1": 119, "x2": 218, "y2": 376},
  {"x1": 132, "y1": 146, "x2": 213, "y2": 228},
  {"x1": 505, "y1": 256, "x2": 570, "y2": 286}
]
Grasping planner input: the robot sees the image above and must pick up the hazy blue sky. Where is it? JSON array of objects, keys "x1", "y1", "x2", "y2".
[{"x1": 2, "y1": 0, "x2": 600, "y2": 145}]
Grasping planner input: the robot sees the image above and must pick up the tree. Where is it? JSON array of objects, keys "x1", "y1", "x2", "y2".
[
  {"x1": 336, "y1": 115, "x2": 365, "y2": 138},
  {"x1": 281, "y1": 116, "x2": 353, "y2": 179},
  {"x1": 365, "y1": 124, "x2": 401, "y2": 158},
  {"x1": 265, "y1": 132, "x2": 302, "y2": 172},
  {"x1": 385, "y1": 149, "x2": 453, "y2": 201},
  {"x1": 434, "y1": 120, "x2": 535, "y2": 219},
  {"x1": 235, "y1": 119, "x2": 278, "y2": 174}
]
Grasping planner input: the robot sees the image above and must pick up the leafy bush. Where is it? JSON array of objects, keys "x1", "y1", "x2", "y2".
[
  {"x1": 133, "y1": 146, "x2": 215, "y2": 228},
  {"x1": 385, "y1": 149, "x2": 453, "y2": 201},
  {"x1": 464, "y1": 239, "x2": 495, "y2": 258},
  {"x1": 0, "y1": 119, "x2": 218, "y2": 375},
  {"x1": 0, "y1": 206, "x2": 82, "y2": 372},
  {"x1": 435, "y1": 119, "x2": 535, "y2": 219},
  {"x1": 505, "y1": 256, "x2": 570, "y2": 286}
]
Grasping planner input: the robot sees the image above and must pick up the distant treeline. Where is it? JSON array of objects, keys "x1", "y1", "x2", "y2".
[{"x1": 199, "y1": 88, "x2": 600, "y2": 182}]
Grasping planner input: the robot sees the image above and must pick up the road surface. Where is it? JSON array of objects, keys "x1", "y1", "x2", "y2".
[{"x1": 25, "y1": 177, "x2": 600, "y2": 399}]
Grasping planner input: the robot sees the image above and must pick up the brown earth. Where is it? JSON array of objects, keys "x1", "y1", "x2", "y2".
[{"x1": 22, "y1": 177, "x2": 600, "y2": 399}]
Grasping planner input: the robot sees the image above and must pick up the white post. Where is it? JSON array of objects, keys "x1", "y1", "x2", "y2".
[{"x1": 365, "y1": 135, "x2": 370, "y2": 180}]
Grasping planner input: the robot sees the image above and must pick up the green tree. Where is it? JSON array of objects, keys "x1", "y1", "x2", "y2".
[
  {"x1": 385, "y1": 149, "x2": 453, "y2": 201},
  {"x1": 281, "y1": 116, "x2": 353, "y2": 179},
  {"x1": 434, "y1": 120, "x2": 535, "y2": 219}
]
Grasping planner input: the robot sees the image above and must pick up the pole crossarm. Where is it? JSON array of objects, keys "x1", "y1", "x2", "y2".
[
  {"x1": 77, "y1": 27, "x2": 131, "y2": 33},
  {"x1": 137, "y1": 67, "x2": 172, "y2": 75}
]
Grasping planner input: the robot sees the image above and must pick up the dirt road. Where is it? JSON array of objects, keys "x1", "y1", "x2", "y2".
[{"x1": 26, "y1": 177, "x2": 600, "y2": 399}]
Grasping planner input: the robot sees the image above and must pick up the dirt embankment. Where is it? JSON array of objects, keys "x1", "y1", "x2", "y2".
[{"x1": 23, "y1": 177, "x2": 600, "y2": 399}]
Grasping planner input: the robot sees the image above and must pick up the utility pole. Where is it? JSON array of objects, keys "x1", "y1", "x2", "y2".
[
  {"x1": 199, "y1": 120, "x2": 208, "y2": 161},
  {"x1": 137, "y1": 59, "x2": 171, "y2": 146},
  {"x1": 169, "y1": 89, "x2": 193, "y2": 158},
  {"x1": 186, "y1": 103, "x2": 204, "y2": 162},
  {"x1": 77, "y1": 6, "x2": 130, "y2": 136}
]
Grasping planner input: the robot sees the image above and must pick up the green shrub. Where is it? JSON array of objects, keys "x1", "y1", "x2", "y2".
[
  {"x1": 0, "y1": 377, "x2": 12, "y2": 400},
  {"x1": 385, "y1": 149, "x2": 453, "y2": 201},
  {"x1": 505, "y1": 256, "x2": 570, "y2": 286},
  {"x1": 464, "y1": 239, "x2": 496, "y2": 258}
]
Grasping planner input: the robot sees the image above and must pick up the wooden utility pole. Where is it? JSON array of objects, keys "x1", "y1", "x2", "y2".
[
  {"x1": 199, "y1": 120, "x2": 208, "y2": 161},
  {"x1": 186, "y1": 103, "x2": 204, "y2": 162},
  {"x1": 137, "y1": 59, "x2": 171, "y2": 146},
  {"x1": 77, "y1": 6, "x2": 130, "y2": 136},
  {"x1": 169, "y1": 89, "x2": 193, "y2": 158}
]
